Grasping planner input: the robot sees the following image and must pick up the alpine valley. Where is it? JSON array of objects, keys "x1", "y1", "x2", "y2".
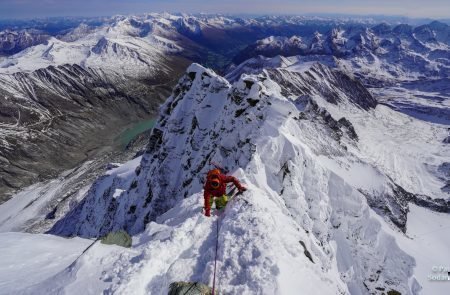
[{"x1": 0, "y1": 13, "x2": 449, "y2": 295}]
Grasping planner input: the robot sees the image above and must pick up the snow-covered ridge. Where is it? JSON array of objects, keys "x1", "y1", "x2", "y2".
[
  {"x1": 39, "y1": 61, "x2": 449, "y2": 294},
  {"x1": 49, "y1": 60, "x2": 449, "y2": 237}
]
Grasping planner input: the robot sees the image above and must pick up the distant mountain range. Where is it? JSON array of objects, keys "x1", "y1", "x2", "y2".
[
  {"x1": 0, "y1": 13, "x2": 448, "y2": 203},
  {"x1": 232, "y1": 21, "x2": 450, "y2": 84}
]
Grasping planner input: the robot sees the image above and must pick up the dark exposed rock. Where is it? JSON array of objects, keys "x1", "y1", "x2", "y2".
[
  {"x1": 299, "y1": 240, "x2": 314, "y2": 263},
  {"x1": 338, "y1": 117, "x2": 358, "y2": 141},
  {"x1": 361, "y1": 179, "x2": 450, "y2": 232},
  {"x1": 0, "y1": 57, "x2": 189, "y2": 203},
  {"x1": 303, "y1": 99, "x2": 358, "y2": 143},
  {"x1": 266, "y1": 64, "x2": 377, "y2": 111},
  {"x1": 147, "y1": 128, "x2": 164, "y2": 154}
]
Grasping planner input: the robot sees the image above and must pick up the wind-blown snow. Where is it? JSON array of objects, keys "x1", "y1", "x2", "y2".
[
  {"x1": 1, "y1": 194, "x2": 448, "y2": 294},
  {"x1": 28, "y1": 191, "x2": 346, "y2": 295}
]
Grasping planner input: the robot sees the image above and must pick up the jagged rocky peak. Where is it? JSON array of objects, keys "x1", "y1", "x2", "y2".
[
  {"x1": 49, "y1": 61, "x2": 382, "y2": 239},
  {"x1": 175, "y1": 15, "x2": 203, "y2": 35},
  {"x1": 226, "y1": 55, "x2": 295, "y2": 82},
  {"x1": 106, "y1": 17, "x2": 143, "y2": 37},
  {"x1": 392, "y1": 23, "x2": 413, "y2": 35},
  {"x1": 310, "y1": 31, "x2": 327, "y2": 53},
  {"x1": 59, "y1": 23, "x2": 94, "y2": 42},
  {"x1": 413, "y1": 21, "x2": 449, "y2": 43},
  {"x1": 371, "y1": 22, "x2": 392, "y2": 35},
  {"x1": 0, "y1": 29, "x2": 50, "y2": 55},
  {"x1": 186, "y1": 62, "x2": 219, "y2": 81},
  {"x1": 50, "y1": 63, "x2": 267, "y2": 237},
  {"x1": 91, "y1": 36, "x2": 109, "y2": 54}
]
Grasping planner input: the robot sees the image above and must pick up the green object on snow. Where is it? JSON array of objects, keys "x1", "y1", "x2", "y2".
[
  {"x1": 168, "y1": 282, "x2": 212, "y2": 295},
  {"x1": 209, "y1": 194, "x2": 228, "y2": 210},
  {"x1": 100, "y1": 230, "x2": 132, "y2": 248}
]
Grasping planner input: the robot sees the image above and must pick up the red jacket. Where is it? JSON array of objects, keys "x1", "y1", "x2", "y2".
[{"x1": 204, "y1": 173, "x2": 243, "y2": 213}]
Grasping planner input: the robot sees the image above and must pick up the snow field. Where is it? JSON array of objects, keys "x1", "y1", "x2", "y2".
[{"x1": 0, "y1": 232, "x2": 92, "y2": 294}]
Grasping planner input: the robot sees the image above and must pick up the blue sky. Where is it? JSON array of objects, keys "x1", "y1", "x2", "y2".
[{"x1": 0, "y1": 0, "x2": 448, "y2": 19}]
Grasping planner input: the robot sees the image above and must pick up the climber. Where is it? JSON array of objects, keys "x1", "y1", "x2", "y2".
[{"x1": 203, "y1": 169, "x2": 246, "y2": 217}]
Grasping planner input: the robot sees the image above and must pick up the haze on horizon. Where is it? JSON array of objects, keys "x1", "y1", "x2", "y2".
[{"x1": 0, "y1": 0, "x2": 448, "y2": 20}]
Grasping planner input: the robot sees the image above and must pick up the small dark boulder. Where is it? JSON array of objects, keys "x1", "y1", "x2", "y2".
[
  {"x1": 100, "y1": 230, "x2": 132, "y2": 248},
  {"x1": 168, "y1": 282, "x2": 212, "y2": 295}
]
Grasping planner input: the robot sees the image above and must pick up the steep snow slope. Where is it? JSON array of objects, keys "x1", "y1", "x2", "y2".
[
  {"x1": 395, "y1": 204, "x2": 450, "y2": 295},
  {"x1": 0, "y1": 232, "x2": 91, "y2": 294},
  {"x1": 41, "y1": 62, "x2": 450, "y2": 294},
  {"x1": 230, "y1": 56, "x2": 449, "y2": 199}
]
